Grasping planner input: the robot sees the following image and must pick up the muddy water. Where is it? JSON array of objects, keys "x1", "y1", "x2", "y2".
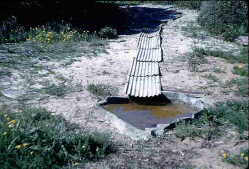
[{"x1": 102, "y1": 102, "x2": 196, "y2": 130}]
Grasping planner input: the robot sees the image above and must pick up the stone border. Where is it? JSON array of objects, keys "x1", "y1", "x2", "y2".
[{"x1": 96, "y1": 91, "x2": 207, "y2": 140}]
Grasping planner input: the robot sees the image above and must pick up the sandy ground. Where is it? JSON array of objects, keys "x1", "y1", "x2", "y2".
[
  {"x1": 39, "y1": 5, "x2": 248, "y2": 169},
  {"x1": 1, "y1": 4, "x2": 247, "y2": 169}
]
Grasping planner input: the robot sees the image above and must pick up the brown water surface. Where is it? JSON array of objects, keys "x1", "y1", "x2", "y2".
[{"x1": 102, "y1": 102, "x2": 196, "y2": 130}]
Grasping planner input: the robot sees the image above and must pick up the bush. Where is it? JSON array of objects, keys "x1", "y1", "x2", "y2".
[
  {"x1": 0, "y1": 16, "x2": 28, "y2": 43},
  {"x1": 198, "y1": 0, "x2": 248, "y2": 41},
  {"x1": 175, "y1": 101, "x2": 248, "y2": 140},
  {"x1": 233, "y1": 65, "x2": 248, "y2": 77},
  {"x1": 98, "y1": 26, "x2": 118, "y2": 39},
  {"x1": 0, "y1": 20, "x2": 98, "y2": 44},
  {"x1": 0, "y1": 108, "x2": 113, "y2": 169}
]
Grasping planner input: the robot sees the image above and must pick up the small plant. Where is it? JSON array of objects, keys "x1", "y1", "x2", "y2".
[
  {"x1": 223, "y1": 148, "x2": 249, "y2": 168},
  {"x1": 225, "y1": 77, "x2": 248, "y2": 97},
  {"x1": 87, "y1": 83, "x2": 118, "y2": 98},
  {"x1": 232, "y1": 65, "x2": 248, "y2": 76},
  {"x1": 202, "y1": 73, "x2": 219, "y2": 83},
  {"x1": 175, "y1": 121, "x2": 206, "y2": 140},
  {"x1": 190, "y1": 47, "x2": 248, "y2": 64},
  {"x1": 175, "y1": 101, "x2": 248, "y2": 140},
  {"x1": 213, "y1": 67, "x2": 225, "y2": 73},
  {"x1": 40, "y1": 81, "x2": 83, "y2": 97},
  {"x1": 0, "y1": 16, "x2": 28, "y2": 43},
  {"x1": 98, "y1": 26, "x2": 118, "y2": 39},
  {"x1": 0, "y1": 107, "x2": 114, "y2": 169},
  {"x1": 188, "y1": 47, "x2": 208, "y2": 72}
]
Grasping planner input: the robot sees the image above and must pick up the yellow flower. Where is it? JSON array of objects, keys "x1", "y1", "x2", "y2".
[
  {"x1": 238, "y1": 64, "x2": 244, "y2": 69},
  {"x1": 223, "y1": 153, "x2": 228, "y2": 159},
  {"x1": 4, "y1": 114, "x2": 8, "y2": 118},
  {"x1": 3, "y1": 132, "x2": 7, "y2": 136},
  {"x1": 8, "y1": 120, "x2": 16, "y2": 125},
  {"x1": 241, "y1": 153, "x2": 245, "y2": 157},
  {"x1": 15, "y1": 143, "x2": 29, "y2": 149},
  {"x1": 15, "y1": 145, "x2": 22, "y2": 149},
  {"x1": 22, "y1": 143, "x2": 29, "y2": 148},
  {"x1": 6, "y1": 117, "x2": 11, "y2": 121},
  {"x1": 245, "y1": 156, "x2": 248, "y2": 161},
  {"x1": 30, "y1": 151, "x2": 34, "y2": 155}
]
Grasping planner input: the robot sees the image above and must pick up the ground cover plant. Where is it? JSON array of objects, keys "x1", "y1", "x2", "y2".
[
  {"x1": 175, "y1": 100, "x2": 248, "y2": 141},
  {"x1": 0, "y1": 107, "x2": 113, "y2": 169},
  {"x1": 87, "y1": 83, "x2": 119, "y2": 99},
  {"x1": 223, "y1": 148, "x2": 249, "y2": 168}
]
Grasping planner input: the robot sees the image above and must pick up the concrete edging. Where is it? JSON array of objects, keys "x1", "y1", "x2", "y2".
[{"x1": 96, "y1": 91, "x2": 207, "y2": 140}]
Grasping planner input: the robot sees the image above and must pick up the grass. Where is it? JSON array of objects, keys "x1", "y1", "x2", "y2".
[
  {"x1": 223, "y1": 148, "x2": 249, "y2": 169},
  {"x1": 175, "y1": 101, "x2": 248, "y2": 140},
  {"x1": 40, "y1": 82, "x2": 83, "y2": 97},
  {"x1": 0, "y1": 107, "x2": 114, "y2": 169},
  {"x1": 87, "y1": 83, "x2": 119, "y2": 99},
  {"x1": 213, "y1": 67, "x2": 225, "y2": 73},
  {"x1": 202, "y1": 73, "x2": 219, "y2": 83},
  {"x1": 225, "y1": 77, "x2": 248, "y2": 97},
  {"x1": 189, "y1": 47, "x2": 248, "y2": 64},
  {"x1": 187, "y1": 47, "x2": 208, "y2": 72},
  {"x1": 233, "y1": 65, "x2": 248, "y2": 77},
  {"x1": 0, "y1": 40, "x2": 106, "y2": 70},
  {"x1": 181, "y1": 21, "x2": 208, "y2": 40}
]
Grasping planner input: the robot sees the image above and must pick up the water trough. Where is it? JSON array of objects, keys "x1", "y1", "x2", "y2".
[{"x1": 97, "y1": 91, "x2": 206, "y2": 140}]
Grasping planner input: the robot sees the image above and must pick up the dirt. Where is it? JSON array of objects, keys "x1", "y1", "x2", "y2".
[{"x1": 0, "y1": 3, "x2": 248, "y2": 169}]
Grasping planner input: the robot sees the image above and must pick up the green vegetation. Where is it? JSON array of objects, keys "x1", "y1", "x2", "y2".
[
  {"x1": 225, "y1": 77, "x2": 248, "y2": 97},
  {"x1": 172, "y1": 0, "x2": 202, "y2": 10},
  {"x1": 198, "y1": 1, "x2": 248, "y2": 41},
  {"x1": 40, "y1": 82, "x2": 83, "y2": 97},
  {"x1": 189, "y1": 47, "x2": 248, "y2": 64},
  {"x1": 87, "y1": 83, "x2": 119, "y2": 98},
  {"x1": 202, "y1": 74, "x2": 219, "y2": 83},
  {"x1": 187, "y1": 47, "x2": 208, "y2": 72},
  {"x1": 233, "y1": 65, "x2": 248, "y2": 77},
  {"x1": 213, "y1": 67, "x2": 225, "y2": 73},
  {"x1": 0, "y1": 107, "x2": 113, "y2": 169},
  {"x1": 223, "y1": 148, "x2": 249, "y2": 168},
  {"x1": 99, "y1": 26, "x2": 118, "y2": 39},
  {"x1": 0, "y1": 39, "x2": 106, "y2": 71},
  {"x1": 175, "y1": 101, "x2": 248, "y2": 140}
]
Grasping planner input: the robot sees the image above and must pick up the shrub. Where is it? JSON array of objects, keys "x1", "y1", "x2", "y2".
[
  {"x1": 98, "y1": 26, "x2": 118, "y2": 39},
  {"x1": 0, "y1": 107, "x2": 113, "y2": 169},
  {"x1": 224, "y1": 148, "x2": 249, "y2": 168},
  {"x1": 0, "y1": 19, "x2": 98, "y2": 44},
  {"x1": 175, "y1": 101, "x2": 248, "y2": 140},
  {"x1": 0, "y1": 16, "x2": 28, "y2": 43},
  {"x1": 232, "y1": 65, "x2": 248, "y2": 76},
  {"x1": 198, "y1": 0, "x2": 248, "y2": 41}
]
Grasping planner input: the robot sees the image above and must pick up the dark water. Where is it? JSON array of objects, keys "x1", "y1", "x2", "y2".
[{"x1": 102, "y1": 102, "x2": 196, "y2": 130}]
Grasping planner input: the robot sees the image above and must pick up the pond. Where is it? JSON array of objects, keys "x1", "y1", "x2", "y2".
[{"x1": 102, "y1": 101, "x2": 196, "y2": 130}]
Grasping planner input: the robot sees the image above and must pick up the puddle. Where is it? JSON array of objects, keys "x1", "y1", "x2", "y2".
[{"x1": 102, "y1": 102, "x2": 196, "y2": 130}]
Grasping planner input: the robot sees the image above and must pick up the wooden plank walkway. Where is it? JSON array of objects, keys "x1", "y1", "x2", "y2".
[{"x1": 125, "y1": 26, "x2": 163, "y2": 97}]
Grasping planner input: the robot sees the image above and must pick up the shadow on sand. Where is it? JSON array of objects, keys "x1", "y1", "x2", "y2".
[{"x1": 119, "y1": 5, "x2": 182, "y2": 34}]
